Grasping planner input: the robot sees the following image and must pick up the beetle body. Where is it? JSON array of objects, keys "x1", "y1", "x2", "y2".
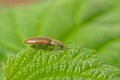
[
  {"x1": 24, "y1": 37, "x2": 51, "y2": 45},
  {"x1": 24, "y1": 37, "x2": 64, "y2": 48}
]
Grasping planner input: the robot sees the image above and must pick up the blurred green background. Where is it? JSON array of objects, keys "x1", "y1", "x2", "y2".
[{"x1": 0, "y1": 0, "x2": 120, "y2": 80}]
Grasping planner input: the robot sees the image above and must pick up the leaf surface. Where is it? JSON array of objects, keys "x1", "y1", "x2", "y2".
[{"x1": 5, "y1": 45, "x2": 120, "y2": 80}]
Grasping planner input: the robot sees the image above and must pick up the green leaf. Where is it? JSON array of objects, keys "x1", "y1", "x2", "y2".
[
  {"x1": 0, "y1": 0, "x2": 120, "y2": 79},
  {"x1": 5, "y1": 45, "x2": 120, "y2": 80}
]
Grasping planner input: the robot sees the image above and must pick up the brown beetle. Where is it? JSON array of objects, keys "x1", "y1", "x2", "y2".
[{"x1": 24, "y1": 37, "x2": 64, "y2": 48}]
